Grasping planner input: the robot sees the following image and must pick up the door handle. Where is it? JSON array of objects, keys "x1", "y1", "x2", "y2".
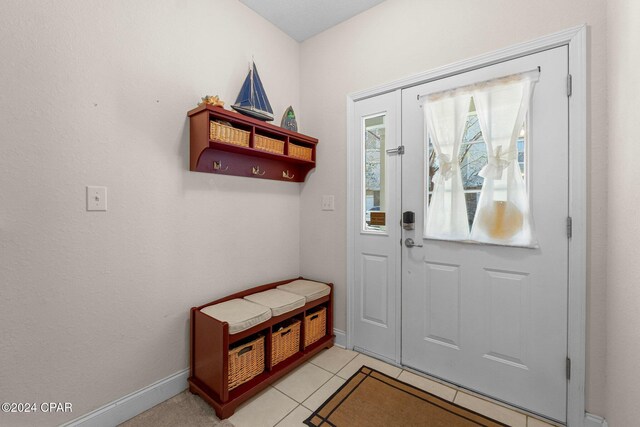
[
  {"x1": 405, "y1": 238, "x2": 423, "y2": 248},
  {"x1": 386, "y1": 145, "x2": 405, "y2": 155}
]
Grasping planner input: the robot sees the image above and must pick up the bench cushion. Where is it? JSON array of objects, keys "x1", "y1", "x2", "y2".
[
  {"x1": 277, "y1": 279, "x2": 330, "y2": 303},
  {"x1": 201, "y1": 298, "x2": 272, "y2": 334},
  {"x1": 244, "y1": 289, "x2": 306, "y2": 317}
]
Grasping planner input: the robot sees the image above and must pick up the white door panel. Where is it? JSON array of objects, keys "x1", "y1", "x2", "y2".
[
  {"x1": 360, "y1": 253, "x2": 389, "y2": 326},
  {"x1": 401, "y1": 47, "x2": 569, "y2": 422},
  {"x1": 423, "y1": 261, "x2": 461, "y2": 349}
]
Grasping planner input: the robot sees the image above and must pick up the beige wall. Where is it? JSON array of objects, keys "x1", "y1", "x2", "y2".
[
  {"x1": 606, "y1": 0, "x2": 640, "y2": 425},
  {"x1": 298, "y1": 0, "x2": 608, "y2": 415},
  {"x1": 0, "y1": 1, "x2": 300, "y2": 425}
]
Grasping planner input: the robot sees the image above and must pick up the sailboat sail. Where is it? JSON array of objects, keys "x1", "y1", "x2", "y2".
[
  {"x1": 234, "y1": 70, "x2": 253, "y2": 108},
  {"x1": 251, "y1": 64, "x2": 273, "y2": 115},
  {"x1": 232, "y1": 62, "x2": 274, "y2": 121}
]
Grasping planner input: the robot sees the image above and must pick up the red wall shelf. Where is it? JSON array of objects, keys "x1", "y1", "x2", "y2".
[{"x1": 187, "y1": 105, "x2": 318, "y2": 182}]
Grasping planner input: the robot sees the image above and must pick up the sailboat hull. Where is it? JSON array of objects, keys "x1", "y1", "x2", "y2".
[{"x1": 231, "y1": 104, "x2": 274, "y2": 121}]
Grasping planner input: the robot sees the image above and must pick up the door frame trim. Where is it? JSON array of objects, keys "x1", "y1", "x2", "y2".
[{"x1": 346, "y1": 25, "x2": 587, "y2": 426}]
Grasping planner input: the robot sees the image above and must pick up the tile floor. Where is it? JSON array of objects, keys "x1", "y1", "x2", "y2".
[
  {"x1": 123, "y1": 347, "x2": 560, "y2": 427},
  {"x1": 237, "y1": 347, "x2": 557, "y2": 427}
]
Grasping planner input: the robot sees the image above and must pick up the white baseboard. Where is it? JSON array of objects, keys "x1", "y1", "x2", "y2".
[
  {"x1": 333, "y1": 328, "x2": 346, "y2": 348},
  {"x1": 61, "y1": 368, "x2": 189, "y2": 427},
  {"x1": 584, "y1": 412, "x2": 608, "y2": 427}
]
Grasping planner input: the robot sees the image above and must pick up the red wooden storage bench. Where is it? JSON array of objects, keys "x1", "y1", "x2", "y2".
[{"x1": 188, "y1": 277, "x2": 334, "y2": 419}]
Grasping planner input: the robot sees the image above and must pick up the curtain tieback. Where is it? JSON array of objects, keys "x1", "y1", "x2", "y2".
[
  {"x1": 480, "y1": 146, "x2": 516, "y2": 179},
  {"x1": 434, "y1": 153, "x2": 456, "y2": 182}
]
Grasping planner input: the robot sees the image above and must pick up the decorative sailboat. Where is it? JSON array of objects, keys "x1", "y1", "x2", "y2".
[{"x1": 231, "y1": 62, "x2": 274, "y2": 121}]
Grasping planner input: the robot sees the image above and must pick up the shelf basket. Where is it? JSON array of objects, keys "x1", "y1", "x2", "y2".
[
  {"x1": 255, "y1": 135, "x2": 285, "y2": 155},
  {"x1": 304, "y1": 307, "x2": 326, "y2": 348},
  {"x1": 271, "y1": 320, "x2": 301, "y2": 367},
  {"x1": 210, "y1": 121, "x2": 250, "y2": 148},
  {"x1": 228, "y1": 335, "x2": 265, "y2": 390},
  {"x1": 289, "y1": 143, "x2": 313, "y2": 161}
]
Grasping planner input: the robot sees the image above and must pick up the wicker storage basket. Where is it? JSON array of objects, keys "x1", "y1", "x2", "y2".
[
  {"x1": 271, "y1": 320, "x2": 301, "y2": 367},
  {"x1": 210, "y1": 121, "x2": 250, "y2": 147},
  {"x1": 228, "y1": 335, "x2": 265, "y2": 390},
  {"x1": 255, "y1": 135, "x2": 285, "y2": 154},
  {"x1": 289, "y1": 143, "x2": 312, "y2": 161},
  {"x1": 304, "y1": 307, "x2": 326, "y2": 348}
]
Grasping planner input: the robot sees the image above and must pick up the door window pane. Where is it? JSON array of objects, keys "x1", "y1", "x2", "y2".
[
  {"x1": 364, "y1": 115, "x2": 386, "y2": 232},
  {"x1": 427, "y1": 98, "x2": 526, "y2": 229}
]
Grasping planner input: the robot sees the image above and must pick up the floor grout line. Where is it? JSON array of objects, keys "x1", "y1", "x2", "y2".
[
  {"x1": 270, "y1": 383, "x2": 301, "y2": 404},
  {"x1": 308, "y1": 360, "x2": 344, "y2": 376},
  {"x1": 308, "y1": 349, "x2": 359, "y2": 376},
  {"x1": 271, "y1": 363, "x2": 336, "y2": 406},
  {"x1": 300, "y1": 372, "x2": 336, "y2": 409},
  {"x1": 272, "y1": 402, "x2": 300, "y2": 427},
  {"x1": 268, "y1": 387, "x2": 307, "y2": 426},
  {"x1": 270, "y1": 368, "x2": 343, "y2": 425},
  {"x1": 300, "y1": 374, "x2": 335, "y2": 405},
  {"x1": 300, "y1": 373, "x2": 342, "y2": 411}
]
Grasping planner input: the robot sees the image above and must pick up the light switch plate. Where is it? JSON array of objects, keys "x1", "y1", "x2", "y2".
[
  {"x1": 321, "y1": 195, "x2": 335, "y2": 211},
  {"x1": 87, "y1": 186, "x2": 107, "y2": 211}
]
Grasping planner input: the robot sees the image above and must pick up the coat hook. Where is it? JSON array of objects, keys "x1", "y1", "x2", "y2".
[
  {"x1": 252, "y1": 165, "x2": 266, "y2": 176},
  {"x1": 213, "y1": 161, "x2": 229, "y2": 171},
  {"x1": 282, "y1": 170, "x2": 295, "y2": 180}
]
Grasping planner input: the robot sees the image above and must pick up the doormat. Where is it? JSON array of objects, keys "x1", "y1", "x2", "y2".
[{"x1": 304, "y1": 366, "x2": 508, "y2": 426}]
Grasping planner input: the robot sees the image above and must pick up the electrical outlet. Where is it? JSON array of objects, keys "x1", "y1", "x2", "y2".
[
  {"x1": 86, "y1": 186, "x2": 107, "y2": 211},
  {"x1": 321, "y1": 195, "x2": 335, "y2": 211}
]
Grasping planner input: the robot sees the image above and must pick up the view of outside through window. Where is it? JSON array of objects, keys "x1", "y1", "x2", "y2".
[
  {"x1": 364, "y1": 115, "x2": 386, "y2": 232},
  {"x1": 428, "y1": 98, "x2": 526, "y2": 226}
]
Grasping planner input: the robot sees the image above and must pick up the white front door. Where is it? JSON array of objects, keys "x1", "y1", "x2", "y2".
[
  {"x1": 401, "y1": 47, "x2": 569, "y2": 422},
  {"x1": 351, "y1": 91, "x2": 401, "y2": 362}
]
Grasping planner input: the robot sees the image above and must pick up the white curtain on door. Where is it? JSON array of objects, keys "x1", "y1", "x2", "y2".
[
  {"x1": 470, "y1": 70, "x2": 540, "y2": 246},
  {"x1": 422, "y1": 92, "x2": 471, "y2": 240}
]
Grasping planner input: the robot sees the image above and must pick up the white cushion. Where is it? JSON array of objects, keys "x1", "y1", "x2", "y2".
[
  {"x1": 201, "y1": 299, "x2": 272, "y2": 334},
  {"x1": 244, "y1": 289, "x2": 306, "y2": 317},
  {"x1": 277, "y1": 279, "x2": 330, "y2": 303}
]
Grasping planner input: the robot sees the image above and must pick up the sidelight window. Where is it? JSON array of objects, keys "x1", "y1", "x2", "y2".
[{"x1": 363, "y1": 114, "x2": 387, "y2": 232}]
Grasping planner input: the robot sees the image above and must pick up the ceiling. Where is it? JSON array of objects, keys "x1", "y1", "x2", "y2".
[{"x1": 239, "y1": 0, "x2": 387, "y2": 42}]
